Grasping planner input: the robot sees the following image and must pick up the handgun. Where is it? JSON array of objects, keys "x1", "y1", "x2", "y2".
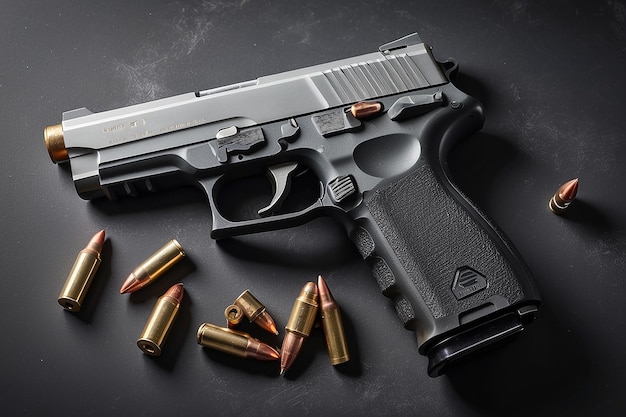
[{"x1": 44, "y1": 33, "x2": 540, "y2": 376}]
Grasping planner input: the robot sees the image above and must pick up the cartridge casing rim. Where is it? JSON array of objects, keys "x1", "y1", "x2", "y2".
[
  {"x1": 137, "y1": 338, "x2": 163, "y2": 356},
  {"x1": 224, "y1": 304, "x2": 244, "y2": 326}
]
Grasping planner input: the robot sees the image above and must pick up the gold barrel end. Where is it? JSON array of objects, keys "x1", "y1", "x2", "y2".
[{"x1": 44, "y1": 123, "x2": 68, "y2": 164}]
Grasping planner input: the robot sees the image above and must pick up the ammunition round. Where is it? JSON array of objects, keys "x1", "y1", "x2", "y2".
[
  {"x1": 196, "y1": 322, "x2": 280, "y2": 360},
  {"x1": 318, "y1": 275, "x2": 350, "y2": 365},
  {"x1": 57, "y1": 230, "x2": 105, "y2": 312},
  {"x1": 233, "y1": 289, "x2": 279, "y2": 334},
  {"x1": 120, "y1": 239, "x2": 186, "y2": 294},
  {"x1": 197, "y1": 323, "x2": 249, "y2": 358},
  {"x1": 138, "y1": 239, "x2": 185, "y2": 279},
  {"x1": 548, "y1": 178, "x2": 579, "y2": 215},
  {"x1": 281, "y1": 282, "x2": 319, "y2": 375},
  {"x1": 57, "y1": 252, "x2": 101, "y2": 312},
  {"x1": 285, "y1": 282, "x2": 318, "y2": 337},
  {"x1": 234, "y1": 289, "x2": 265, "y2": 321},
  {"x1": 137, "y1": 283, "x2": 183, "y2": 356}
]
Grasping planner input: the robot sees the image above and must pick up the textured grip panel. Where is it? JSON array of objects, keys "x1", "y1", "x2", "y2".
[
  {"x1": 363, "y1": 163, "x2": 524, "y2": 320},
  {"x1": 352, "y1": 227, "x2": 416, "y2": 327}
]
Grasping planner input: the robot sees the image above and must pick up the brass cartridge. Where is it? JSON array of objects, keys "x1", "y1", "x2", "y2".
[
  {"x1": 317, "y1": 275, "x2": 350, "y2": 365},
  {"x1": 281, "y1": 281, "x2": 319, "y2": 375},
  {"x1": 137, "y1": 283, "x2": 184, "y2": 356},
  {"x1": 120, "y1": 239, "x2": 185, "y2": 294},
  {"x1": 234, "y1": 289, "x2": 279, "y2": 334},
  {"x1": 196, "y1": 323, "x2": 279, "y2": 360},
  {"x1": 57, "y1": 230, "x2": 105, "y2": 312},
  {"x1": 285, "y1": 282, "x2": 318, "y2": 337}
]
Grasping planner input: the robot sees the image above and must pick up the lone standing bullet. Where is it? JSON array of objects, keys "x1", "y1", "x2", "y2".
[
  {"x1": 137, "y1": 283, "x2": 184, "y2": 356},
  {"x1": 317, "y1": 275, "x2": 350, "y2": 365},
  {"x1": 280, "y1": 282, "x2": 318, "y2": 376},
  {"x1": 120, "y1": 239, "x2": 185, "y2": 294},
  {"x1": 57, "y1": 230, "x2": 106, "y2": 312},
  {"x1": 549, "y1": 178, "x2": 579, "y2": 214}
]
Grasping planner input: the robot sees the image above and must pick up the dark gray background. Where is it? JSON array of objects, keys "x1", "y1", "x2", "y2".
[{"x1": 1, "y1": 1, "x2": 625, "y2": 416}]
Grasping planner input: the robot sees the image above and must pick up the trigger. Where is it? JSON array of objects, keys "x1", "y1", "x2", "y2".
[{"x1": 258, "y1": 162, "x2": 299, "y2": 217}]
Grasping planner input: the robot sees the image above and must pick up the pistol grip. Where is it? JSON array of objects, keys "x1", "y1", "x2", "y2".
[{"x1": 350, "y1": 158, "x2": 540, "y2": 376}]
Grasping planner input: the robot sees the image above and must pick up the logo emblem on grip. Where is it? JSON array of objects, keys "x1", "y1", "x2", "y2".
[{"x1": 452, "y1": 267, "x2": 488, "y2": 300}]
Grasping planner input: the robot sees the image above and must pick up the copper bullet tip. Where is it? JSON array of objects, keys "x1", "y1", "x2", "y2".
[
  {"x1": 251, "y1": 342, "x2": 281, "y2": 361},
  {"x1": 86, "y1": 229, "x2": 105, "y2": 254},
  {"x1": 257, "y1": 312, "x2": 279, "y2": 335},
  {"x1": 233, "y1": 289, "x2": 279, "y2": 335},
  {"x1": 350, "y1": 101, "x2": 382, "y2": 119},
  {"x1": 559, "y1": 178, "x2": 579, "y2": 201},
  {"x1": 119, "y1": 273, "x2": 138, "y2": 294},
  {"x1": 92, "y1": 229, "x2": 106, "y2": 243},
  {"x1": 317, "y1": 275, "x2": 332, "y2": 305},
  {"x1": 317, "y1": 274, "x2": 326, "y2": 286},
  {"x1": 302, "y1": 281, "x2": 318, "y2": 297},
  {"x1": 164, "y1": 283, "x2": 184, "y2": 303},
  {"x1": 549, "y1": 178, "x2": 579, "y2": 214}
]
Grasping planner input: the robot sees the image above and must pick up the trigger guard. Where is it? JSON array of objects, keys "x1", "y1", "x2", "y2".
[{"x1": 439, "y1": 59, "x2": 459, "y2": 81}]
